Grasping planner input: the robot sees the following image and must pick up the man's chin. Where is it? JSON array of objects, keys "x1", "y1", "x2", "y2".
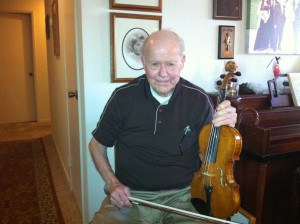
[{"x1": 156, "y1": 88, "x2": 173, "y2": 97}]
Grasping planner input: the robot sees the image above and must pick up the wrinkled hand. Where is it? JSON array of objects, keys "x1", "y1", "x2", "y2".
[
  {"x1": 108, "y1": 182, "x2": 132, "y2": 208},
  {"x1": 212, "y1": 100, "x2": 237, "y2": 127}
]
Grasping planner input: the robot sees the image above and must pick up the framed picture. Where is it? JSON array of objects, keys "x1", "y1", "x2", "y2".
[
  {"x1": 52, "y1": 0, "x2": 60, "y2": 56},
  {"x1": 246, "y1": 0, "x2": 300, "y2": 54},
  {"x1": 110, "y1": 13, "x2": 162, "y2": 82},
  {"x1": 213, "y1": 0, "x2": 242, "y2": 20},
  {"x1": 218, "y1": 25, "x2": 235, "y2": 59},
  {"x1": 110, "y1": 0, "x2": 162, "y2": 12}
]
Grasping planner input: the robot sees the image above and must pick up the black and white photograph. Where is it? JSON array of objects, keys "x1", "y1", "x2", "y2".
[{"x1": 122, "y1": 28, "x2": 149, "y2": 71}]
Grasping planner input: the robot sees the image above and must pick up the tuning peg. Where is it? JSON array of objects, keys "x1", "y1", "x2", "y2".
[{"x1": 216, "y1": 80, "x2": 223, "y2": 85}]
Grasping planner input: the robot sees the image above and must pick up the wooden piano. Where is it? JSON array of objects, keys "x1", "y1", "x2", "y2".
[{"x1": 209, "y1": 93, "x2": 300, "y2": 224}]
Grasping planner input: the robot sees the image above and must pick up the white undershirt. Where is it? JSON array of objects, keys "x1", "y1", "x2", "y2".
[{"x1": 150, "y1": 86, "x2": 172, "y2": 105}]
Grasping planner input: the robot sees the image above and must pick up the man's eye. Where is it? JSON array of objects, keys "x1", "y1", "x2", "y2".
[
  {"x1": 166, "y1": 63, "x2": 175, "y2": 68},
  {"x1": 151, "y1": 63, "x2": 159, "y2": 67}
]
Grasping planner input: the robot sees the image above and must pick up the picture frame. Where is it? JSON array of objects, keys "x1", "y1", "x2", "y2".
[
  {"x1": 246, "y1": 0, "x2": 300, "y2": 55},
  {"x1": 213, "y1": 0, "x2": 242, "y2": 20},
  {"x1": 218, "y1": 25, "x2": 235, "y2": 59},
  {"x1": 110, "y1": 13, "x2": 162, "y2": 82},
  {"x1": 52, "y1": 0, "x2": 60, "y2": 56},
  {"x1": 110, "y1": 0, "x2": 162, "y2": 12}
]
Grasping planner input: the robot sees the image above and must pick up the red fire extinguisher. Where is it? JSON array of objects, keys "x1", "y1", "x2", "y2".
[
  {"x1": 273, "y1": 56, "x2": 281, "y2": 78},
  {"x1": 266, "y1": 56, "x2": 281, "y2": 78}
]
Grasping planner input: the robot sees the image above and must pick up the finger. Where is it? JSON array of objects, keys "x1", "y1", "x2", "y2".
[
  {"x1": 110, "y1": 188, "x2": 132, "y2": 208},
  {"x1": 216, "y1": 100, "x2": 231, "y2": 110},
  {"x1": 122, "y1": 188, "x2": 132, "y2": 207},
  {"x1": 110, "y1": 194, "x2": 123, "y2": 208},
  {"x1": 213, "y1": 111, "x2": 237, "y2": 127}
]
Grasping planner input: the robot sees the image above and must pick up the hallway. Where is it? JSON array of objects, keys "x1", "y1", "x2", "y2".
[{"x1": 0, "y1": 122, "x2": 82, "y2": 223}]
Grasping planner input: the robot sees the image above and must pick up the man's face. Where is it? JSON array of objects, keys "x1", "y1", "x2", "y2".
[{"x1": 141, "y1": 38, "x2": 185, "y2": 97}]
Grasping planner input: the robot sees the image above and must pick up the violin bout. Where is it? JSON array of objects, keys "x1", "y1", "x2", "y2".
[{"x1": 191, "y1": 124, "x2": 242, "y2": 219}]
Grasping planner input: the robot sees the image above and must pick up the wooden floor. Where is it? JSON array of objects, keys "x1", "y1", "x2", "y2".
[{"x1": 0, "y1": 121, "x2": 83, "y2": 223}]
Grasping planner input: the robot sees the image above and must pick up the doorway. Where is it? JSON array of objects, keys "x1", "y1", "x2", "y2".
[{"x1": 0, "y1": 13, "x2": 36, "y2": 124}]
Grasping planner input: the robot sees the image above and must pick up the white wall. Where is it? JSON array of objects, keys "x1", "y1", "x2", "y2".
[{"x1": 81, "y1": 0, "x2": 300, "y2": 221}]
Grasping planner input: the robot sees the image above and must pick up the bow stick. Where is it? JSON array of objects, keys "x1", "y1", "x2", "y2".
[{"x1": 129, "y1": 196, "x2": 240, "y2": 224}]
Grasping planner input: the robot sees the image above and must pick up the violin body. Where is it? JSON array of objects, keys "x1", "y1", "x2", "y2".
[{"x1": 191, "y1": 124, "x2": 242, "y2": 219}]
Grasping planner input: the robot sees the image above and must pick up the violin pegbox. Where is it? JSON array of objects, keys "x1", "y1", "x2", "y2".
[{"x1": 216, "y1": 61, "x2": 241, "y2": 96}]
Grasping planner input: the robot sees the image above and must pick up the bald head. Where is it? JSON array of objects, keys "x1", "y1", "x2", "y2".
[
  {"x1": 140, "y1": 30, "x2": 186, "y2": 97},
  {"x1": 141, "y1": 30, "x2": 185, "y2": 58}
]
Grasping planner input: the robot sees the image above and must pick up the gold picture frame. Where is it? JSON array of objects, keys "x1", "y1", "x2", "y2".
[
  {"x1": 110, "y1": 0, "x2": 162, "y2": 12},
  {"x1": 110, "y1": 13, "x2": 162, "y2": 82}
]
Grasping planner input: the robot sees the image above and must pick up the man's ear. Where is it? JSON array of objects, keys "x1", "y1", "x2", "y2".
[
  {"x1": 140, "y1": 56, "x2": 145, "y2": 66},
  {"x1": 181, "y1": 55, "x2": 186, "y2": 68}
]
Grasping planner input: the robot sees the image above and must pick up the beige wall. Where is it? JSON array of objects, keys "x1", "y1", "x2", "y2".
[
  {"x1": 0, "y1": 0, "x2": 50, "y2": 122},
  {"x1": 44, "y1": 0, "x2": 72, "y2": 187}
]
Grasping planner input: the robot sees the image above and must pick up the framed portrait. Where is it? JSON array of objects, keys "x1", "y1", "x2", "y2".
[
  {"x1": 246, "y1": 0, "x2": 300, "y2": 55},
  {"x1": 110, "y1": 13, "x2": 162, "y2": 82},
  {"x1": 213, "y1": 0, "x2": 242, "y2": 20},
  {"x1": 52, "y1": 0, "x2": 60, "y2": 56},
  {"x1": 110, "y1": 0, "x2": 162, "y2": 12},
  {"x1": 218, "y1": 26, "x2": 235, "y2": 59}
]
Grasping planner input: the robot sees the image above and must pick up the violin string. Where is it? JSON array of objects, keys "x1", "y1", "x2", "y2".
[
  {"x1": 203, "y1": 78, "x2": 226, "y2": 180},
  {"x1": 203, "y1": 124, "x2": 217, "y2": 176}
]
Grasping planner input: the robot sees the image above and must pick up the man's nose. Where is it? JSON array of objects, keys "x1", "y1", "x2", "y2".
[{"x1": 159, "y1": 64, "x2": 168, "y2": 77}]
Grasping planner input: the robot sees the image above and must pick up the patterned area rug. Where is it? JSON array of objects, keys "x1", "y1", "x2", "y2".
[{"x1": 0, "y1": 138, "x2": 64, "y2": 223}]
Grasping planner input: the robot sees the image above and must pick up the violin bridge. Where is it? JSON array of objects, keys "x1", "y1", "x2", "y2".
[
  {"x1": 201, "y1": 172, "x2": 216, "y2": 185},
  {"x1": 201, "y1": 172, "x2": 216, "y2": 177}
]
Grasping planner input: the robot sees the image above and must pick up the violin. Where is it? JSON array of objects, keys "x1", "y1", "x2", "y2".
[{"x1": 191, "y1": 73, "x2": 242, "y2": 219}]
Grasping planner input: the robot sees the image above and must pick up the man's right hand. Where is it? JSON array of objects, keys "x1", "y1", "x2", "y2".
[{"x1": 108, "y1": 182, "x2": 132, "y2": 208}]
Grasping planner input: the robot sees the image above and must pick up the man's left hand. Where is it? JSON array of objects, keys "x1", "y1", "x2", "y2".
[{"x1": 212, "y1": 100, "x2": 237, "y2": 128}]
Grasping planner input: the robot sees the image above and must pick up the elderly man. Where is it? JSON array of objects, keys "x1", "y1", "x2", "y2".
[{"x1": 89, "y1": 30, "x2": 237, "y2": 224}]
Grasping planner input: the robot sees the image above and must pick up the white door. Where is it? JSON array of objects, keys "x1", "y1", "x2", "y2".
[
  {"x1": 62, "y1": 1, "x2": 82, "y2": 213},
  {"x1": 0, "y1": 13, "x2": 36, "y2": 123}
]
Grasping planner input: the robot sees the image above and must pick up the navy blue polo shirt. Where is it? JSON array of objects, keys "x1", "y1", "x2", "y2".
[{"x1": 92, "y1": 75, "x2": 214, "y2": 191}]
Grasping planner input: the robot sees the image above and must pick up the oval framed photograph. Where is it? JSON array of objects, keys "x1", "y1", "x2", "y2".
[{"x1": 122, "y1": 28, "x2": 149, "y2": 71}]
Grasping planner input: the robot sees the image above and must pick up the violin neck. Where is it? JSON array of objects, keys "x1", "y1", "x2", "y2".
[{"x1": 217, "y1": 88, "x2": 227, "y2": 106}]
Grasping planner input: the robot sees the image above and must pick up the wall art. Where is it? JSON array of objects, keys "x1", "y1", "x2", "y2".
[
  {"x1": 246, "y1": 0, "x2": 300, "y2": 54},
  {"x1": 110, "y1": 13, "x2": 162, "y2": 82},
  {"x1": 110, "y1": 0, "x2": 162, "y2": 12},
  {"x1": 218, "y1": 25, "x2": 235, "y2": 59},
  {"x1": 52, "y1": 0, "x2": 60, "y2": 56},
  {"x1": 213, "y1": 0, "x2": 242, "y2": 20}
]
